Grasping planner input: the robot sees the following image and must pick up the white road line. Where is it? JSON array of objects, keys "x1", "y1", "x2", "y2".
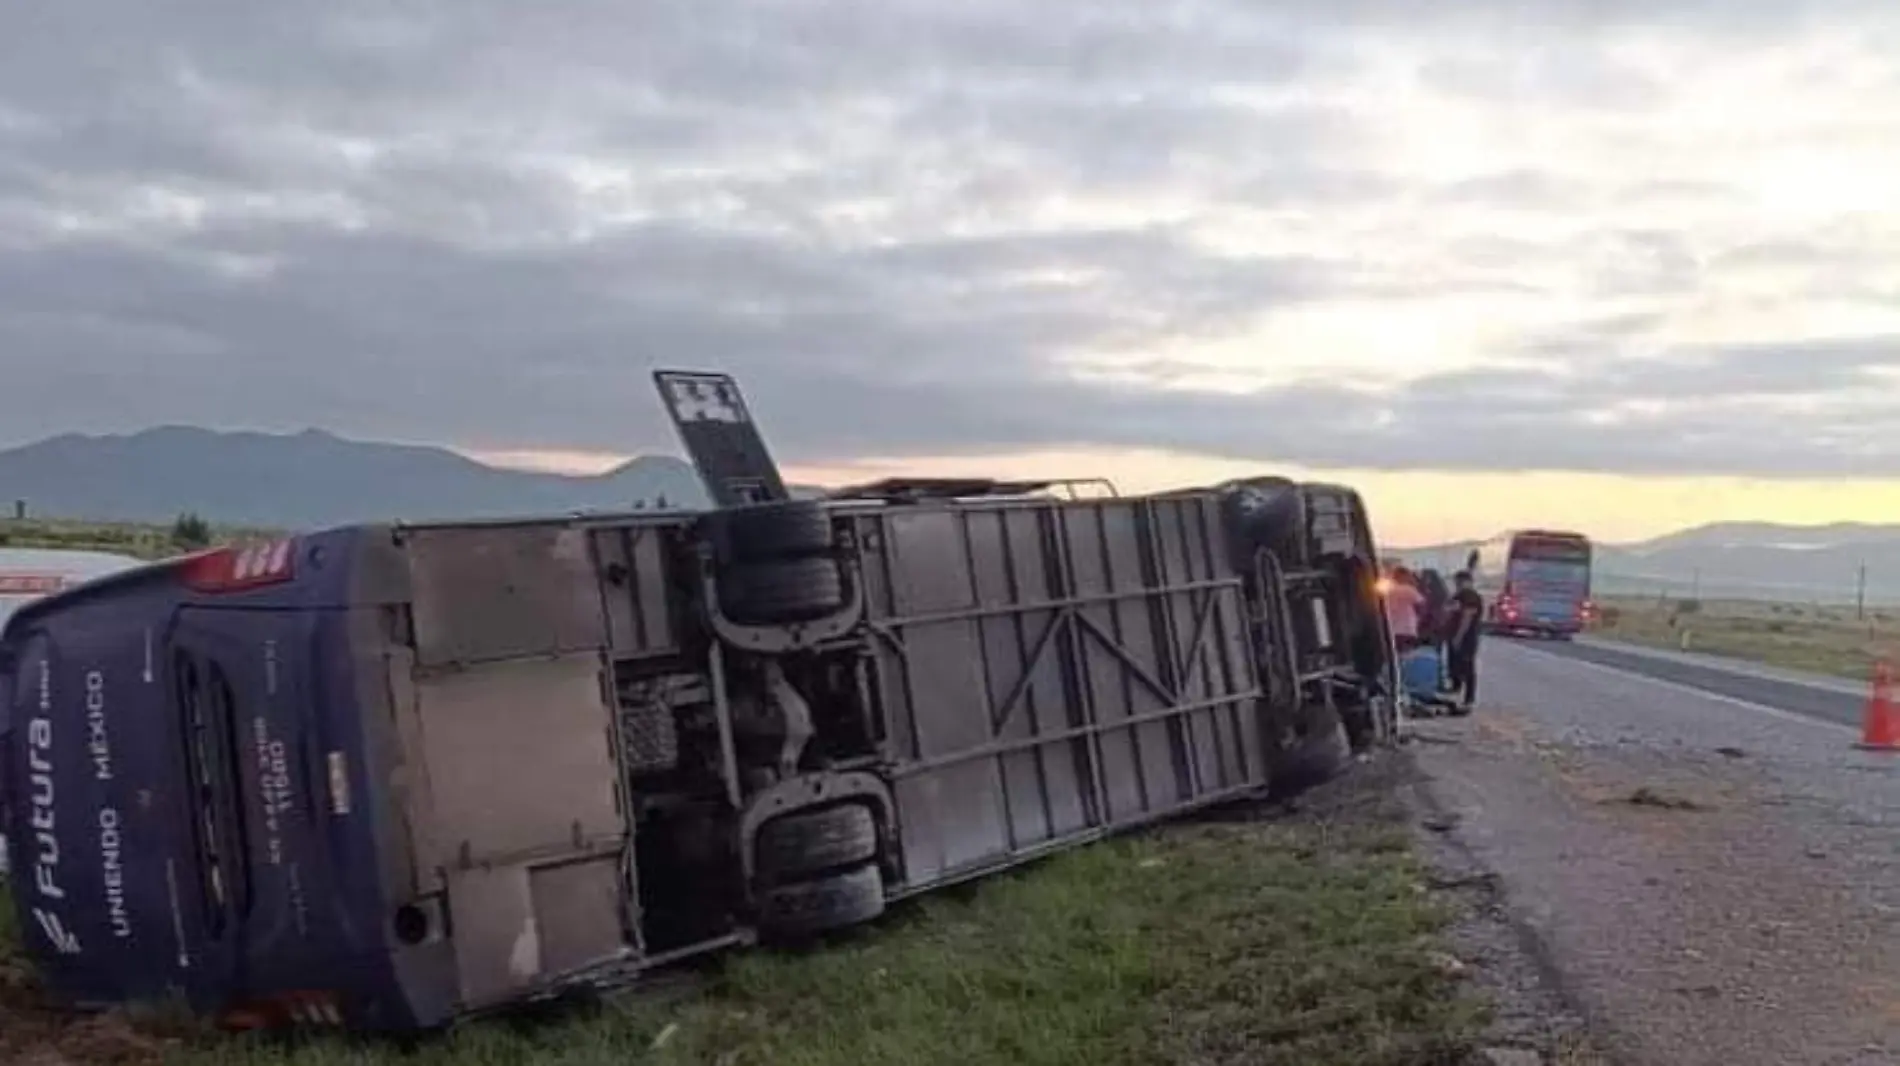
[{"x1": 1519, "y1": 648, "x2": 1860, "y2": 735}]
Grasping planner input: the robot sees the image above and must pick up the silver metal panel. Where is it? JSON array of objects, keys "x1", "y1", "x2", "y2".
[
  {"x1": 966, "y1": 510, "x2": 1052, "y2": 848},
  {"x1": 589, "y1": 523, "x2": 682, "y2": 659},
  {"x1": 405, "y1": 525, "x2": 608, "y2": 667},
  {"x1": 447, "y1": 865, "x2": 539, "y2": 1008},
  {"x1": 854, "y1": 493, "x2": 1267, "y2": 893},
  {"x1": 411, "y1": 653, "x2": 625, "y2": 872},
  {"x1": 531, "y1": 858, "x2": 627, "y2": 977},
  {"x1": 879, "y1": 510, "x2": 1009, "y2": 880}
]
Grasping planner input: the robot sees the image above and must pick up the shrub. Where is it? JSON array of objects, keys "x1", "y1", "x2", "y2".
[{"x1": 170, "y1": 512, "x2": 212, "y2": 550}]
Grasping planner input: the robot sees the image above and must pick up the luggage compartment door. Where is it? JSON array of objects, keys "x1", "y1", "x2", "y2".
[{"x1": 398, "y1": 651, "x2": 630, "y2": 1008}]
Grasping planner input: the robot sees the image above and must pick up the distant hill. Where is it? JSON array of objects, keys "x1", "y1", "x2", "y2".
[
  {"x1": 6, "y1": 426, "x2": 1899, "y2": 605},
  {"x1": 0, "y1": 427, "x2": 713, "y2": 528},
  {"x1": 1389, "y1": 522, "x2": 1900, "y2": 607}
]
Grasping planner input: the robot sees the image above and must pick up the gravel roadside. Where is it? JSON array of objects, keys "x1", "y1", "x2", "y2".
[{"x1": 1405, "y1": 641, "x2": 1900, "y2": 1065}]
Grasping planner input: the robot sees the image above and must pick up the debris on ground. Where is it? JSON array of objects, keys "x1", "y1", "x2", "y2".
[
  {"x1": 1618, "y1": 786, "x2": 1708, "y2": 811},
  {"x1": 1427, "y1": 951, "x2": 1471, "y2": 980}
]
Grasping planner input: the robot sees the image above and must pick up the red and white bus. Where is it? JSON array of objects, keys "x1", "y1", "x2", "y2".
[{"x1": 1471, "y1": 530, "x2": 1595, "y2": 639}]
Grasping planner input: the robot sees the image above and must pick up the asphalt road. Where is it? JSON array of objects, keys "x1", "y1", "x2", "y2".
[
  {"x1": 1412, "y1": 637, "x2": 1900, "y2": 1066},
  {"x1": 1524, "y1": 635, "x2": 1867, "y2": 730}
]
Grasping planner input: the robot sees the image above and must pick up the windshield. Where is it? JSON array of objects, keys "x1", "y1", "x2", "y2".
[
  {"x1": 1513, "y1": 537, "x2": 1590, "y2": 564},
  {"x1": 1511, "y1": 558, "x2": 1588, "y2": 588}
]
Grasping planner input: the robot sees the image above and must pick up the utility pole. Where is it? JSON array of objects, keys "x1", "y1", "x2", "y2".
[{"x1": 1857, "y1": 562, "x2": 1868, "y2": 621}]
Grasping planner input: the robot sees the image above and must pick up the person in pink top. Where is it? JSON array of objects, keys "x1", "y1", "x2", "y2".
[{"x1": 1382, "y1": 564, "x2": 1426, "y2": 652}]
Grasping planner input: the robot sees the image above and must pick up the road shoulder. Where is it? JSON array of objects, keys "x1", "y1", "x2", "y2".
[{"x1": 1406, "y1": 705, "x2": 1900, "y2": 1066}]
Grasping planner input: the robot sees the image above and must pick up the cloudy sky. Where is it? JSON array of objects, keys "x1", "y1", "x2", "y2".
[{"x1": 4, "y1": 2, "x2": 1900, "y2": 543}]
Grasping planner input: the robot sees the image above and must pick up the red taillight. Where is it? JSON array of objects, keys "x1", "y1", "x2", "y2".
[
  {"x1": 180, "y1": 538, "x2": 297, "y2": 593},
  {"x1": 219, "y1": 989, "x2": 344, "y2": 1030}
]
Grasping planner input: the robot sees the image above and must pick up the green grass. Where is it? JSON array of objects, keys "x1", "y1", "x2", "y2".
[
  {"x1": 1592, "y1": 595, "x2": 1900, "y2": 680},
  {"x1": 3, "y1": 816, "x2": 1484, "y2": 1066},
  {"x1": 0, "y1": 517, "x2": 279, "y2": 561}
]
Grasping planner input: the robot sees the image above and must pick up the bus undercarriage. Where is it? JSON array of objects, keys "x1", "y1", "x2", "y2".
[{"x1": 342, "y1": 372, "x2": 1398, "y2": 1024}]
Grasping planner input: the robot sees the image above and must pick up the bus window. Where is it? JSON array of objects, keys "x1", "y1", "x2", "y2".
[{"x1": 174, "y1": 650, "x2": 252, "y2": 937}]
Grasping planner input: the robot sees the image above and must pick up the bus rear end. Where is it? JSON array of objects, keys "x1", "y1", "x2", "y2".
[
  {"x1": 2, "y1": 531, "x2": 428, "y2": 1030},
  {"x1": 1496, "y1": 531, "x2": 1593, "y2": 638}
]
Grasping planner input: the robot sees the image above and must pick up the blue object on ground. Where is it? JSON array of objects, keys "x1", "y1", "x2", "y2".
[{"x1": 1401, "y1": 645, "x2": 1445, "y2": 700}]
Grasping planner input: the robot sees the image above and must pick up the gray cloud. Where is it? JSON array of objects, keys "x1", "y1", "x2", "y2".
[
  {"x1": 2, "y1": 0, "x2": 1899, "y2": 479},
  {"x1": 1419, "y1": 47, "x2": 1669, "y2": 112},
  {"x1": 1431, "y1": 170, "x2": 1590, "y2": 210}
]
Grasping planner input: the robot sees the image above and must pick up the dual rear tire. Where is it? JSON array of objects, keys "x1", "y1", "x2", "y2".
[
  {"x1": 752, "y1": 803, "x2": 886, "y2": 938},
  {"x1": 704, "y1": 501, "x2": 849, "y2": 626}
]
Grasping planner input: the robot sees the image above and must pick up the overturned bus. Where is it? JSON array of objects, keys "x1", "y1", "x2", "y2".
[{"x1": 0, "y1": 370, "x2": 1397, "y2": 1033}]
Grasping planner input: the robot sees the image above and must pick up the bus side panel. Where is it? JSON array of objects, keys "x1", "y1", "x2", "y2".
[
  {"x1": 1153, "y1": 498, "x2": 1263, "y2": 794},
  {"x1": 858, "y1": 495, "x2": 1266, "y2": 892}
]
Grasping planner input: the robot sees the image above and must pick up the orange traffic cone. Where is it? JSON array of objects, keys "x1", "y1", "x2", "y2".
[{"x1": 1857, "y1": 659, "x2": 1899, "y2": 751}]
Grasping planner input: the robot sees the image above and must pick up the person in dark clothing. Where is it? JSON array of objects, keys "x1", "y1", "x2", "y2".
[
  {"x1": 1417, "y1": 568, "x2": 1450, "y2": 645},
  {"x1": 1445, "y1": 570, "x2": 1484, "y2": 709}
]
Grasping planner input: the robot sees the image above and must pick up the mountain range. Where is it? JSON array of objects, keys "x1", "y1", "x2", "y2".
[
  {"x1": 2, "y1": 426, "x2": 1896, "y2": 604},
  {"x1": 0, "y1": 426, "x2": 713, "y2": 529}
]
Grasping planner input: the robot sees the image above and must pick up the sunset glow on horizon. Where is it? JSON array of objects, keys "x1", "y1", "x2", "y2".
[{"x1": 460, "y1": 444, "x2": 1900, "y2": 547}]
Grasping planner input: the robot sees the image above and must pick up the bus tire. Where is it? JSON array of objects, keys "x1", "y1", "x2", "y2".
[
  {"x1": 717, "y1": 558, "x2": 846, "y2": 625},
  {"x1": 1270, "y1": 707, "x2": 1349, "y2": 799},
  {"x1": 755, "y1": 803, "x2": 880, "y2": 882},
  {"x1": 756, "y1": 863, "x2": 886, "y2": 939},
  {"x1": 708, "y1": 500, "x2": 834, "y2": 564}
]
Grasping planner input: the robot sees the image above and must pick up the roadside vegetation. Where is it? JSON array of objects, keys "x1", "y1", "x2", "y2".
[
  {"x1": 0, "y1": 515, "x2": 274, "y2": 561},
  {"x1": 1, "y1": 793, "x2": 1487, "y2": 1066},
  {"x1": 1591, "y1": 594, "x2": 1900, "y2": 680}
]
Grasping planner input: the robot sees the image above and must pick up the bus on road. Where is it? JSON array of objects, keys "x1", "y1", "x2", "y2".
[{"x1": 1472, "y1": 529, "x2": 1595, "y2": 639}]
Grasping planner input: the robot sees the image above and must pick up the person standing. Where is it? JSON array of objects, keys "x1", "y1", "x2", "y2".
[
  {"x1": 1417, "y1": 569, "x2": 1449, "y2": 644},
  {"x1": 1446, "y1": 570, "x2": 1484, "y2": 710},
  {"x1": 1383, "y1": 564, "x2": 1426, "y2": 653}
]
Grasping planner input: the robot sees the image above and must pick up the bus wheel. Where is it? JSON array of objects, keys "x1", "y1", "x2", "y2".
[
  {"x1": 756, "y1": 863, "x2": 886, "y2": 939},
  {"x1": 707, "y1": 500, "x2": 835, "y2": 563},
  {"x1": 755, "y1": 803, "x2": 880, "y2": 881},
  {"x1": 1270, "y1": 702, "x2": 1350, "y2": 798},
  {"x1": 717, "y1": 557, "x2": 846, "y2": 625}
]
